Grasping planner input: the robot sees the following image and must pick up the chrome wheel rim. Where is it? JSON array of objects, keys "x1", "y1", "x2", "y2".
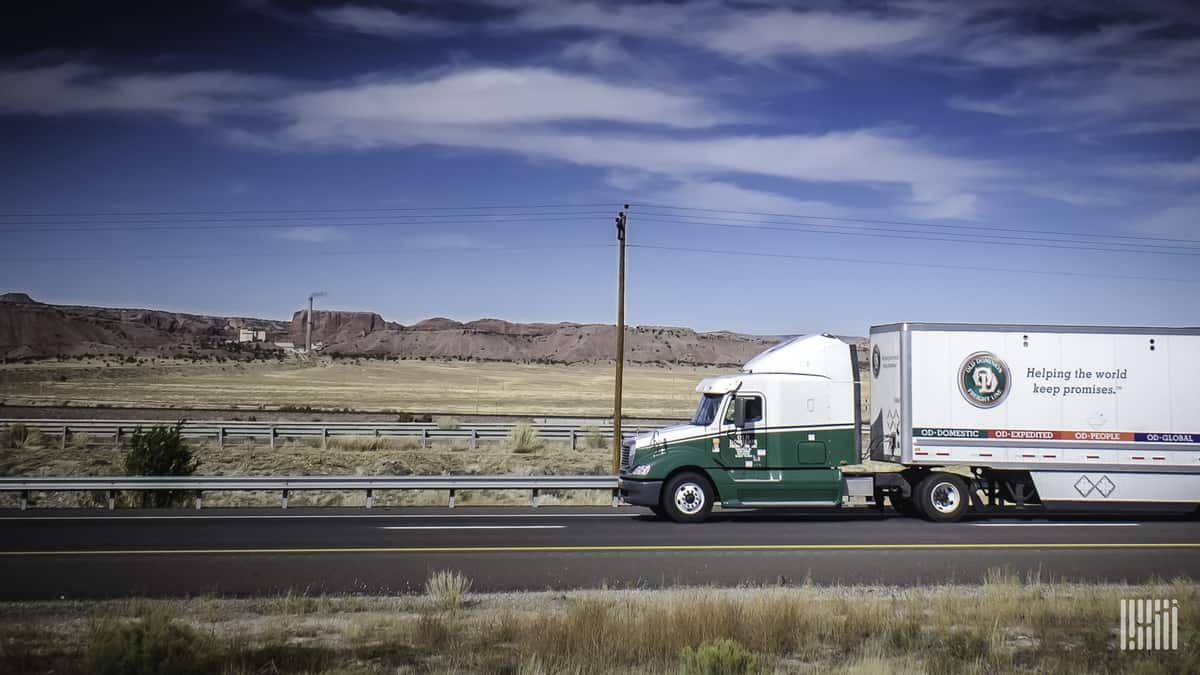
[
  {"x1": 673, "y1": 482, "x2": 706, "y2": 515},
  {"x1": 930, "y1": 481, "x2": 961, "y2": 514}
]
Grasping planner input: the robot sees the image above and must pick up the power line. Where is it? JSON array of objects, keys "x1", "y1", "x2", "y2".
[
  {"x1": 6, "y1": 209, "x2": 1194, "y2": 259},
  {"x1": 626, "y1": 243, "x2": 1200, "y2": 285},
  {"x1": 637, "y1": 211, "x2": 1199, "y2": 251},
  {"x1": 0, "y1": 202, "x2": 619, "y2": 218},
  {"x1": 0, "y1": 244, "x2": 612, "y2": 263},
  {"x1": 632, "y1": 202, "x2": 1200, "y2": 247},
  {"x1": 636, "y1": 214, "x2": 1200, "y2": 258},
  {"x1": 0, "y1": 213, "x2": 614, "y2": 234}
]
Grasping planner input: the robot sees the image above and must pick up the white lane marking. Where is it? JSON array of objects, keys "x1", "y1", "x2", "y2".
[
  {"x1": 974, "y1": 522, "x2": 1140, "y2": 527},
  {"x1": 381, "y1": 525, "x2": 566, "y2": 530},
  {"x1": 0, "y1": 513, "x2": 639, "y2": 522}
]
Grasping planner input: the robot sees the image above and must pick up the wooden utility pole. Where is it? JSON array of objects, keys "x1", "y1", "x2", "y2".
[
  {"x1": 612, "y1": 206, "x2": 628, "y2": 473},
  {"x1": 306, "y1": 291, "x2": 327, "y2": 353}
]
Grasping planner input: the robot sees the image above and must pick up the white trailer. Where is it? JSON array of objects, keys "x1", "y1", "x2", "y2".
[{"x1": 869, "y1": 323, "x2": 1200, "y2": 518}]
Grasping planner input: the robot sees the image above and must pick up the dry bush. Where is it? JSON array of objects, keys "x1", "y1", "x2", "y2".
[
  {"x1": 510, "y1": 423, "x2": 541, "y2": 453},
  {"x1": 2, "y1": 423, "x2": 43, "y2": 449},
  {"x1": 580, "y1": 425, "x2": 607, "y2": 450},
  {"x1": 327, "y1": 436, "x2": 403, "y2": 452},
  {"x1": 436, "y1": 416, "x2": 461, "y2": 431},
  {"x1": 425, "y1": 570, "x2": 472, "y2": 611}
]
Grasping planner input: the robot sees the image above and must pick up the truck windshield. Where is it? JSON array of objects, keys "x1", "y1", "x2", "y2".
[{"x1": 691, "y1": 393, "x2": 724, "y2": 426}]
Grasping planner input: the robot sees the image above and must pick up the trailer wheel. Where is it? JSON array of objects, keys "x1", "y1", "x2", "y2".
[
  {"x1": 915, "y1": 474, "x2": 970, "y2": 522},
  {"x1": 662, "y1": 471, "x2": 714, "y2": 523}
]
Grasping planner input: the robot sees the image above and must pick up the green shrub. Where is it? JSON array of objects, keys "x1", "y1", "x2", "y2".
[
  {"x1": 510, "y1": 423, "x2": 541, "y2": 453},
  {"x1": 85, "y1": 611, "x2": 220, "y2": 675},
  {"x1": 425, "y1": 570, "x2": 472, "y2": 611},
  {"x1": 679, "y1": 639, "x2": 759, "y2": 675},
  {"x1": 123, "y1": 422, "x2": 195, "y2": 507}
]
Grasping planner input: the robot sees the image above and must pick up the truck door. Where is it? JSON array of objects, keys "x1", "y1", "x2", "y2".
[{"x1": 717, "y1": 394, "x2": 779, "y2": 501}]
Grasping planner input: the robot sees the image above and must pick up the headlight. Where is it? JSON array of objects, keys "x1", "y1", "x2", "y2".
[{"x1": 630, "y1": 464, "x2": 653, "y2": 476}]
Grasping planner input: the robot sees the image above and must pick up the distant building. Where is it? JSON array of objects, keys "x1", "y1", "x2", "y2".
[{"x1": 238, "y1": 329, "x2": 268, "y2": 343}]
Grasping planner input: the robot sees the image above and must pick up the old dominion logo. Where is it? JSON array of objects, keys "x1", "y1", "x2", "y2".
[{"x1": 958, "y1": 352, "x2": 1010, "y2": 408}]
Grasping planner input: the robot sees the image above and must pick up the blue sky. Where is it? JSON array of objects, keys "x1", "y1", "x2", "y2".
[{"x1": 1, "y1": 0, "x2": 1198, "y2": 336}]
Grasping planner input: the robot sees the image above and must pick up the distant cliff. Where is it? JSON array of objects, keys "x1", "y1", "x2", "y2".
[{"x1": 0, "y1": 293, "x2": 813, "y2": 366}]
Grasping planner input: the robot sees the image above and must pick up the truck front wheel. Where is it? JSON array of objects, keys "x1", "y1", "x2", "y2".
[
  {"x1": 915, "y1": 474, "x2": 970, "y2": 522},
  {"x1": 662, "y1": 472, "x2": 714, "y2": 523}
]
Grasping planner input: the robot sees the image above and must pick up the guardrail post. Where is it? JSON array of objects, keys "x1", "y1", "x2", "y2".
[
  {"x1": 570, "y1": 429, "x2": 577, "y2": 450},
  {"x1": 448, "y1": 489, "x2": 456, "y2": 508},
  {"x1": 195, "y1": 494, "x2": 203, "y2": 510},
  {"x1": 322, "y1": 428, "x2": 328, "y2": 451},
  {"x1": 366, "y1": 488, "x2": 374, "y2": 509},
  {"x1": 218, "y1": 426, "x2": 225, "y2": 451},
  {"x1": 421, "y1": 428, "x2": 428, "y2": 449},
  {"x1": 114, "y1": 426, "x2": 122, "y2": 449},
  {"x1": 269, "y1": 426, "x2": 276, "y2": 450},
  {"x1": 531, "y1": 488, "x2": 540, "y2": 508},
  {"x1": 19, "y1": 490, "x2": 28, "y2": 511},
  {"x1": 612, "y1": 489, "x2": 619, "y2": 508},
  {"x1": 282, "y1": 489, "x2": 289, "y2": 509},
  {"x1": 61, "y1": 426, "x2": 68, "y2": 451},
  {"x1": 107, "y1": 490, "x2": 115, "y2": 511},
  {"x1": 471, "y1": 429, "x2": 478, "y2": 450}
]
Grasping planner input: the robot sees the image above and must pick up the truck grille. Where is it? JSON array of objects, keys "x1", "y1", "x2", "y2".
[{"x1": 619, "y1": 439, "x2": 635, "y2": 472}]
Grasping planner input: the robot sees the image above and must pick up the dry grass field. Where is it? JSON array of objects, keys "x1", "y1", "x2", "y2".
[
  {"x1": 0, "y1": 359, "x2": 721, "y2": 418},
  {"x1": 3, "y1": 575, "x2": 1196, "y2": 674},
  {"x1": 0, "y1": 432, "x2": 614, "y2": 509}
]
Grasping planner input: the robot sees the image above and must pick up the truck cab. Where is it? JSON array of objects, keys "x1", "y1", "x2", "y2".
[{"x1": 618, "y1": 334, "x2": 865, "y2": 522}]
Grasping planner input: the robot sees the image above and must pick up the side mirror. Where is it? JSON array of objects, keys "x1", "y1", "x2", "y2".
[{"x1": 734, "y1": 397, "x2": 746, "y2": 428}]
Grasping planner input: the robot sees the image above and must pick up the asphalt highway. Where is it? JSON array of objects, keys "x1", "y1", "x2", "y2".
[{"x1": 1, "y1": 506, "x2": 1198, "y2": 599}]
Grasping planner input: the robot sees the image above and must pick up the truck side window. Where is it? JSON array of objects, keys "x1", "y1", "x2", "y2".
[{"x1": 724, "y1": 395, "x2": 764, "y2": 424}]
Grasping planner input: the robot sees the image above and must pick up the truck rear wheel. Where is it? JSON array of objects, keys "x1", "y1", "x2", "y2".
[
  {"x1": 662, "y1": 472, "x2": 714, "y2": 523},
  {"x1": 915, "y1": 474, "x2": 970, "y2": 522}
]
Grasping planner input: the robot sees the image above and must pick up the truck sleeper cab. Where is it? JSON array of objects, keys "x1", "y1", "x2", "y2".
[{"x1": 617, "y1": 334, "x2": 868, "y2": 522}]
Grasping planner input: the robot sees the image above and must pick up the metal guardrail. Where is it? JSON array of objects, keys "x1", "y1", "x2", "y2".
[
  {"x1": 0, "y1": 418, "x2": 873, "y2": 451},
  {"x1": 0, "y1": 475, "x2": 620, "y2": 511},
  {"x1": 0, "y1": 418, "x2": 652, "y2": 450}
]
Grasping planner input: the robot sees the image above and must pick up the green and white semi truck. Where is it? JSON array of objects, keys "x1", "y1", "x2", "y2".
[{"x1": 617, "y1": 323, "x2": 1200, "y2": 523}]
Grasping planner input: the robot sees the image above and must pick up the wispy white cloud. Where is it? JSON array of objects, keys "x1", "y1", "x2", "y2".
[
  {"x1": 647, "y1": 180, "x2": 849, "y2": 218},
  {"x1": 496, "y1": 2, "x2": 944, "y2": 62},
  {"x1": 278, "y1": 226, "x2": 348, "y2": 243},
  {"x1": 0, "y1": 62, "x2": 288, "y2": 121},
  {"x1": 278, "y1": 67, "x2": 727, "y2": 130},
  {"x1": 1022, "y1": 184, "x2": 1124, "y2": 207},
  {"x1": 405, "y1": 233, "x2": 479, "y2": 248},
  {"x1": 312, "y1": 5, "x2": 462, "y2": 38},
  {"x1": 1131, "y1": 197, "x2": 1200, "y2": 239},
  {"x1": 1105, "y1": 157, "x2": 1200, "y2": 184},
  {"x1": 560, "y1": 38, "x2": 634, "y2": 67}
]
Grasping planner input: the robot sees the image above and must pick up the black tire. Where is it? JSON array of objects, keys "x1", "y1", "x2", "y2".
[
  {"x1": 661, "y1": 471, "x2": 714, "y2": 523},
  {"x1": 890, "y1": 496, "x2": 921, "y2": 518},
  {"x1": 915, "y1": 473, "x2": 970, "y2": 522}
]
